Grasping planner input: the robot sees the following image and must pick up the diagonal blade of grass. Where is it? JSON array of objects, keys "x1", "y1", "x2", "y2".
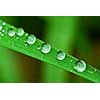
[{"x1": 0, "y1": 19, "x2": 100, "y2": 82}]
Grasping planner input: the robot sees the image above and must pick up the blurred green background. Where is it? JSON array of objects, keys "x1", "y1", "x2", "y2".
[{"x1": 0, "y1": 16, "x2": 100, "y2": 83}]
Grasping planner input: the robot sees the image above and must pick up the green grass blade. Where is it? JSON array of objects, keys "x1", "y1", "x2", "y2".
[{"x1": 0, "y1": 19, "x2": 100, "y2": 82}]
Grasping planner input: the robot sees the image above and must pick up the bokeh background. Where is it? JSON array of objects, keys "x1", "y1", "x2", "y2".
[{"x1": 0, "y1": 16, "x2": 100, "y2": 83}]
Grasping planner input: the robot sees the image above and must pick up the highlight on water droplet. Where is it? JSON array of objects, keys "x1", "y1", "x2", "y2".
[
  {"x1": 16, "y1": 28, "x2": 24, "y2": 36},
  {"x1": 0, "y1": 24, "x2": 2, "y2": 31},
  {"x1": 40, "y1": 43, "x2": 51, "y2": 54},
  {"x1": 74, "y1": 60, "x2": 86, "y2": 72},
  {"x1": 26, "y1": 34, "x2": 36, "y2": 45},
  {"x1": 56, "y1": 50, "x2": 66, "y2": 60},
  {"x1": 8, "y1": 29, "x2": 15, "y2": 37}
]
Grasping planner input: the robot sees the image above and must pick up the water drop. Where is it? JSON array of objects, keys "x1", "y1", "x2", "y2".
[
  {"x1": 37, "y1": 45, "x2": 41, "y2": 50},
  {"x1": 70, "y1": 59, "x2": 73, "y2": 62},
  {"x1": 40, "y1": 43, "x2": 51, "y2": 54},
  {"x1": 1, "y1": 34, "x2": 4, "y2": 36},
  {"x1": 2, "y1": 22, "x2": 6, "y2": 25},
  {"x1": 25, "y1": 43, "x2": 28, "y2": 48},
  {"x1": 74, "y1": 60, "x2": 86, "y2": 72},
  {"x1": 88, "y1": 68, "x2": 97, "y2": 74},
  {"x1": 0, "y1": 25, "x2": 2, "y2": 31},
  {"x1": 17, "y1": 28, "x2": 24, "y2": 36},
  {"x1": 26, "y1": 34, "x2": 36, "y2": 45},
  {"x1": 25, "y1": 33, "x2": 28, "y2": 37},
  {"x1": 2, "y1": 30, "x2": 5, "y2": 33},
  {"x1": 8, "y1": 29, "x2": 15, "y2": 37},
  {"x1": 16, "y1": 37, "x2": 19, "y2": 40},
  {"x1": 56, "y1": 51, "x2": 66, "y2": 60}
]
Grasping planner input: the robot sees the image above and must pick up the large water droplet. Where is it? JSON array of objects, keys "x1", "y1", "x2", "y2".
[
  {"x1": 17, "y1": 28, "x2": 24, "y2": 36},
  {"x1": 8, "y1": 29, "x2": 15, "y2": 37},
  {"x1": 26, "y1": 34, "x2": 36, "y2": 44},
  {"x1": 0, "y1": 25, "x2": 2, "y2": 31},
  {"x1": 40, "y1": 43, "x2": 51, "y2": 54},
  {"x1": 56, "y1": 51, "x2": 66, "y2": 60},
  {"x1": 74, "y1": 60, "x2": 86, "y2": 72}
]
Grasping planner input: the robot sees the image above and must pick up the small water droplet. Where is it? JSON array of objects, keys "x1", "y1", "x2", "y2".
[
  {"x1": 2, "y1": 30, "x2": 5, "y2": 33},
  {"x1": 26, "y1": 34, "x2": 36, "y2": 44},
  {"x1": 0, "y1": 32, "x2": 2, "y2": 34},
  {"x1": 8, "y1": 29, "x2": 15, "y2": 37},
  {"x1": 56, "y1": 51, "x2": 66, "y2": 60},
  {"x1": 2, "y1": 22, "x2": 6, "y2": 25},
  {"x1": 70, "y1": 60, "x2": 73, "y2": 62},
  {"x1": 88, "y1": 68, "x2": 97, "y2": 74},
  {"x1": 16, "y1": 37, "x2": 19, "y2": 40},
  {"x1": 37, "y1": 45, "x2": 41, "y2": 50},
  {"x1": 40, "y1": 43, "x2": 51, "y2": 54},
  {"x1": 0, "y1": 25, "x2": 2, "y2": 31},
  {"x1": 17, "y1": 28, "x2": 24, "y2": 36},
  {"x1": 24, "y1": 43, "x2": 28, "y2": 48},
  {"x1": 74, "y1": 60, "x2": 86, "y2": 72},
  {"x1": 1, "y1": 34, "x2": 4, "y2": 36},
  {"x1": 25, "y1": 33, "x2": 28, "y2": 37}
]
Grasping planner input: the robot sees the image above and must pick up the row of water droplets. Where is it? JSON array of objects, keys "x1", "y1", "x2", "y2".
[
  {"x1": 0, "y1": 21, "x2": 87, "y2": 73},
  {"x1": 0, "y1": 22, "x2": 6, "y2": 37}
]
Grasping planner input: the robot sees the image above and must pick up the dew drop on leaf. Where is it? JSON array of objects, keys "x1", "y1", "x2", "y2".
[
  {"x1": 37, "y1": 45, "x2": 41, "y2": 50},
  {"x1": 25, "y1": 43, "x2": 28, "y2": 48},
  {"x1": 2, "y1": 30, "x2": 5, "y2": 33},
  {"x1": 1, "y1": 34, "x2": 4, "y2": 36},
  {"x1": 17, "y1": 28, "x2": 24, "y2": 36},
  {"x1": 2, "y1": 22, "x2": 6, "y2": 25},
  {"x1": 26, "y1": 34, "x2": 36, "y2": 45},
  {"x1": 40, "y1": 43, "x2": 51, "y2": 54},
  {"x1": 74, "y1": 60, "x2": 86, "y2": 72},
  {"x1": 56, "y1": 51, "x2": 66, "y2": 60},
  {"x1": 16, "y1": 37, "x2": 19, "y2": 40},
  {"x1": 70, "y1": 60, "x2": 73, "y2": 62},
  {"x1": 8, "y1": 29, "x2": 15, "y2": 37}
]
